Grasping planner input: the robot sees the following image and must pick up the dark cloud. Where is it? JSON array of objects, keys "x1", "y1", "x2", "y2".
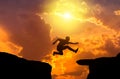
[
  {"x1": 92, "y1": 0, "x2": 120, "y2": 7},
  {"x1": 85, "y1": 0, "x2": 120, "y2": 31},
  {"x1": 0, "y1": 0, "x2": 52, "y2": 60}
]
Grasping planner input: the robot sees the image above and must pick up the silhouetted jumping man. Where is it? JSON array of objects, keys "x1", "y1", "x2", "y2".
[{"x1": 52, "y1": 36, "x2": 79, "y2": 56}]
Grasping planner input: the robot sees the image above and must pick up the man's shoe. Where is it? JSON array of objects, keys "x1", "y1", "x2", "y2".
[
  {"x1": 75, "y1": 48, "x2": 79, "y2": 53},
  {"x1": 53, "y1": 52, "x2": 56, "y2": 56}
]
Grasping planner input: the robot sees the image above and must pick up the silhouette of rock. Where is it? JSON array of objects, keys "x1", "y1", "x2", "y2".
[
  {"x1": 76, "y1": 53, "x2": 120, "y2": 79},
  {"x1": 0, "y1": 52, "x2": 52, "y2": 79}
]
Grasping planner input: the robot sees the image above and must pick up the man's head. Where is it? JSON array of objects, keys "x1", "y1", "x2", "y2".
[{"x1": 65, "y1": 36, "x2": 70, "y2": 41}]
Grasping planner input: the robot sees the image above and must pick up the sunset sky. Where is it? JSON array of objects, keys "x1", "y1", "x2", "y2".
[{"x1": 0, "y1": 0, "x2": 120, "y2": 79}]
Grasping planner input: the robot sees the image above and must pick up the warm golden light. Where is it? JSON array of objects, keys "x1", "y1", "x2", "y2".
[
  {"x1": 40, "y1": 0, "x2": 89, "y2": 34},
  {"x1": 0, "y1": 27, "x2": 23, "y2": 56},
  {"x1": 54, "y1": 12, "x2": 73, "y2": 20},
  {"x1": 42, "y1": 51, "x2": 78, "y2": 76},
  {"x1": 63, "y1": 12, "x2": 72, "y2": 19}
]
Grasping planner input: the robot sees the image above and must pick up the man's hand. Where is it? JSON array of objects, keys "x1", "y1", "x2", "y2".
[
  {"x1": 52, "y1": 42, "x2": 56, "y2": 45},
  {"x1": 74, "y1": 42, "x2": 79, "y2": 44}
]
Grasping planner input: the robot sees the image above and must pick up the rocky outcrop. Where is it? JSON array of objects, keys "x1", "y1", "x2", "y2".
[
  {"x1": 0, "y1": 52, "x2": 52, "y2": 79},
  {"x1": 76, "y1": 53, "x2": 120, "y2": 79}
]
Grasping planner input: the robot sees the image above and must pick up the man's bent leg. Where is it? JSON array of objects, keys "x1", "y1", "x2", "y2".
[
  {"x1": 53, "y1": 51, "x2": 63, "y2": 56},
  {"x1": 65, "y1": 46, "x2": 78, "y2": 53}
]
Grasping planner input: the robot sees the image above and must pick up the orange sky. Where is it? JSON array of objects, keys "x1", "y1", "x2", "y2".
[{"x1": 0, "y1": 0, "x2": 120, "y2": 79}]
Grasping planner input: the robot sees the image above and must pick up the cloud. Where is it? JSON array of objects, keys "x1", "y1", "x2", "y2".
[
  {"x1": 71, "y1": 0, "x2": 120, "y2": 55},
  {"x1": 114, "y1": 10, "x2": 120, "y2": 16},
  {"x1": 85, "y1": 0, "x2": 120, "y2": 30},
  {"x1": 0, "y1": 0, "x2": 52, "y2": 60},
  {"x1": 0, "y1": 27, "x2": 22, "y2": 55}
]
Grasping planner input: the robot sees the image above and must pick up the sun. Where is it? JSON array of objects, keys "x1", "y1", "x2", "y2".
[
  {"x1": 63, "y1": 12, "x2": 72, "y2": 19},
  {"x1": 55, "y1": 12, "x2": 73, "y2": 20}
]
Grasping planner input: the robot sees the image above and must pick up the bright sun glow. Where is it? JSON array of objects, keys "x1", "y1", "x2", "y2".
[
  {"x1": 63, "y1": 12, "x2": 72, "y2": 19},
  {"x1": 55, "y1": 12, "x2": 73, "y2": 20},
  {"x1": 40, "y1": 0, "x2": 89, "y2": 34}
]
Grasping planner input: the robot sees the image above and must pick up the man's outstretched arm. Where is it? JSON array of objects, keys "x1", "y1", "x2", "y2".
[
  {"x1": 68, "y1": 42, "x2": 79, "y2": 44},
  {"x1": 52, "y1": 39, "x2": 59, "y2": 45},
  {"x1": 52, "y1": 38, "x2": 63, "y2": 45}
]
